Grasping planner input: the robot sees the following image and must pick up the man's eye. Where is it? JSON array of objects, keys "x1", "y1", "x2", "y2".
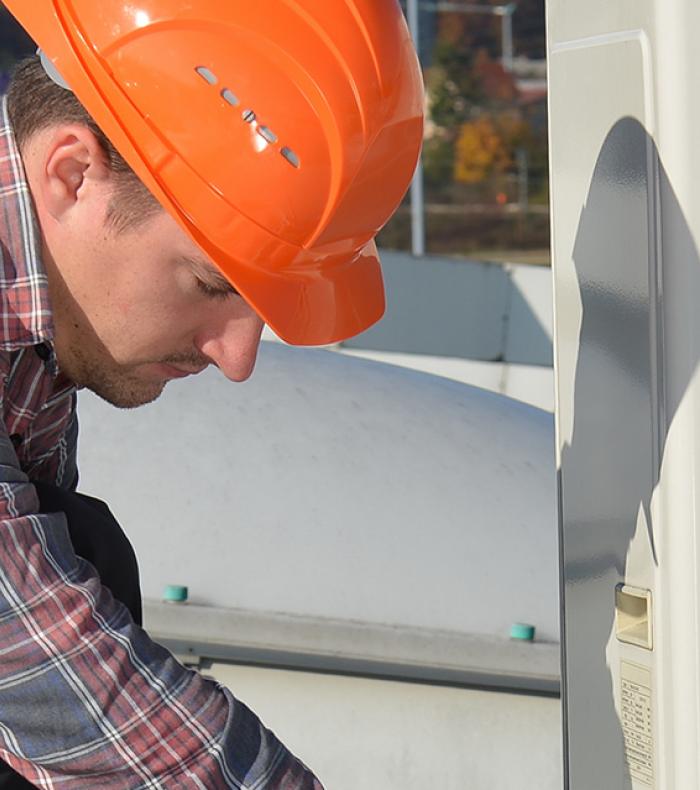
[{"x1": 196, "y1": 279, "x2": 233, "y2": 300}]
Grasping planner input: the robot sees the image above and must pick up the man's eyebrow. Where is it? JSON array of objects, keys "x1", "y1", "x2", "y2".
[{"x1": 177, "y1": 255, "x2": 240, "y2": 294}]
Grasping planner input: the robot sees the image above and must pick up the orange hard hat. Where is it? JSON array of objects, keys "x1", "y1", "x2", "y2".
[{"x1": 4, "y1": 1, "x2": 424, "y2": 345}]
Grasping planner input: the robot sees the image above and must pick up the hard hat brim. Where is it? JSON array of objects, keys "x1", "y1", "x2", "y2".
[{"x1": 208, "y1": 239, "x2": 386, "y2": 346}]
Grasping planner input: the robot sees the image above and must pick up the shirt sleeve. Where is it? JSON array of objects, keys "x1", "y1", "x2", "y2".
[{"x1": 0, "y1": 424, "x2": 324, "y2": 788}]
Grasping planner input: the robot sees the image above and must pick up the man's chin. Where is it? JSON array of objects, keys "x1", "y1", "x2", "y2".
[
  {"x1": 88, "y1": 376, "x2": 168, "y2": 410},
  {"x1": 60, "y1": 350, "x2": 197, "y2": 408}
]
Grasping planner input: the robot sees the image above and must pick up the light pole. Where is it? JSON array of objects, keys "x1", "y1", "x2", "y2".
[
  {"x1": 494, "y1": 3, "x2": 517, "y2": 73},
  {"x1": 406, "y1": 0, "x2": 426, "y2": 257}
]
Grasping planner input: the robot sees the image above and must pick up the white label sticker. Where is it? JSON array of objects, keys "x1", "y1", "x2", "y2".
[{"x1": 621, "y1": 661, "x2": 654, "y2": 787}]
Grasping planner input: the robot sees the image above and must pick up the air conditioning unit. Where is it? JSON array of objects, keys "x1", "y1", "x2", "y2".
[{"x1": 548, "y1": 2, "x2": 700, "y2": 787}]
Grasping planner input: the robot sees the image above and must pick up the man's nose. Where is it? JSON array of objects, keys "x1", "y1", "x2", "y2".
[{"x1": 195, "y1": 304, "x2": 264, "y2": 382}]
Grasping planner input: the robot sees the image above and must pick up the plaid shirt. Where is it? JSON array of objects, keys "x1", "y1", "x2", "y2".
[{"x1": 0, "y1": 99, "x2": 323, "y2": 789}]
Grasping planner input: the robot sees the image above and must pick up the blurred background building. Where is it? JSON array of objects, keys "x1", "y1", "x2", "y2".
[{"x1": 392, "y1": 0, "x2": 549, "y2": 264}]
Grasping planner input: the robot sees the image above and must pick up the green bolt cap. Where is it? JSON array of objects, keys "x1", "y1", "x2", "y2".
[
  {"x1": 510, "y1": 623, "x2": 535, "y2": 641},
  {"x1": 163, "y1": 584, "x2": 188, "y2": 603}
]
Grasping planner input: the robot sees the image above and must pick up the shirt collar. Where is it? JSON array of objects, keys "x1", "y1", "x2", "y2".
[{"x1": 0, "y1": 95, "x2": 55, "y2": 352}]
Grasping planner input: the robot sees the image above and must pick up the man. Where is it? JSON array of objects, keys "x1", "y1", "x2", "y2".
[{"x1": 0, "y1": 1, "x2": 423, "y2": 787}]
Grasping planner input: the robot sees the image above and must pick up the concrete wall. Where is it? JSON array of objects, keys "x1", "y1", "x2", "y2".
[
  {"x1": 337, "y1": 348, "x2": 555, "y2": 412},
  {"x1": 208, "y1": 663, "x2": 562, "y2": 790},
  {"x1": 264, "y1": 251, "x2": 556, "y2": 410},
  {"x1": 342, "y1": 251, "x2": 554, "y2": 367}
]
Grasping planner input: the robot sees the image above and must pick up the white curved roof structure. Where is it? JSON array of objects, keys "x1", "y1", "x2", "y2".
[{"x1": 77, "y1": 341, "x2": 558, "y2": 692}]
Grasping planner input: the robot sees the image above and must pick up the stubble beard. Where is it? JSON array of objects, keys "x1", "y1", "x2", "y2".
[
  {"x1": 61, "y1": 344, "x2": 166, "y2": 409},
  {"x1": 82, "y1": 367, "x2": 167, "y2": 410},
  {"x1": 60, "y1": 343, "x2": 208, "y2": 409}
]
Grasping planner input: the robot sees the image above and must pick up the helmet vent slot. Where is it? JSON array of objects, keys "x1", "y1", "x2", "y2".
[
  {"x1": 221, "y1": 88, "x2": 240, "y2": 106},
  {"x1": 257, "y1": 126, "x2": 278, "y2": 144},
  {"x1": 281, "y1": 147, "x2": 300, "y2": 168},
  {"x1": 193, "y1": 68, "x2": 297, "y2": 171},
  {"x1": 195, "y1": 66, "x2": 218, "y2": 85}
]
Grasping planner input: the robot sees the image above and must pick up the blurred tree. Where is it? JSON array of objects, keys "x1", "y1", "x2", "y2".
[
  {"x1": 423, "y1": 14, "x2": 482, "y2": 188},
  {"x1": 426, "y1": 32, "x2": 521, "y2": 188},
  {"x1": 454, "y1": 115, "x2": 510, "y2": 183},
  {"x1": 453, "y1": 106, "x2": 546, "y2": 199},
  {"x1": 384, "y1": 1, "x2": 550, "y2": 256},
  {"x1": 427, "y1": 20, "x2": 482, "y2": 133},
  {"x1": 423, "y1": 136, "x2": 455, "y2": 191},
  {"x1": 473, "y1": 49, "x2": 517, "y2": 105}
]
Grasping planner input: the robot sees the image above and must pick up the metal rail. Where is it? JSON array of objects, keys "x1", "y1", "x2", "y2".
[{"x1": 145, "y1": 599, "x2": 560, "y2": 695}]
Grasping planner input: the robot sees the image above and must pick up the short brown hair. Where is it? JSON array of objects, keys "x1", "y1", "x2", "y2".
[{"x1": 7, "y1": 56, "x2": 161, "y2": 232}]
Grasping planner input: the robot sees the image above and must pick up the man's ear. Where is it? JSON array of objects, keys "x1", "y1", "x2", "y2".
[{"x1": 36, "y1": 124, "x2": 111, "y2": 221}]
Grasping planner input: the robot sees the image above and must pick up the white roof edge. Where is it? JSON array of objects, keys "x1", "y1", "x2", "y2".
[{"x1": 145, "y1": 600, "x2": 561, "y2": 695}]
